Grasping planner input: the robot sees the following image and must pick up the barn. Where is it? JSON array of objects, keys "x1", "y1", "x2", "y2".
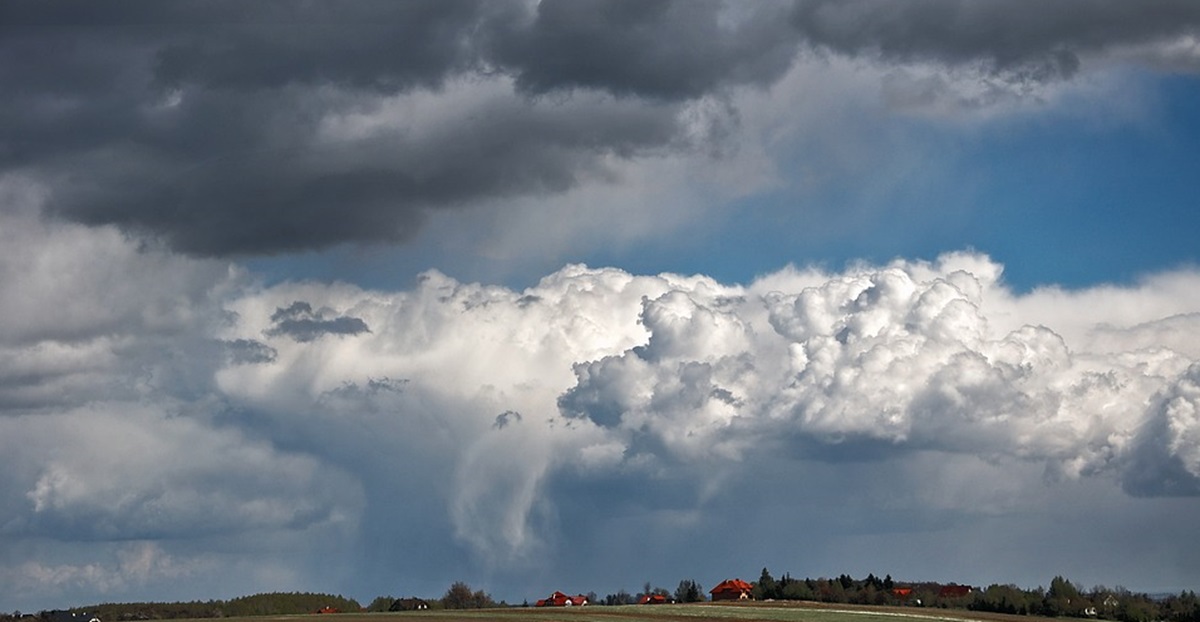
[{"x1": 710, "y1": 579, "x2": 754, "y2": 601}]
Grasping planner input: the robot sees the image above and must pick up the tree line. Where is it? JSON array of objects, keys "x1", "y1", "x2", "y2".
[
  {"x1": 747, "y1": 568, "x2": 1200, "y2": 622},
  {"x1": 6, "y1": 572, "x2": 1198, "y2": 622},
  {"x1": 2, "y1": 592, "x2": 364, "y2": 621}
]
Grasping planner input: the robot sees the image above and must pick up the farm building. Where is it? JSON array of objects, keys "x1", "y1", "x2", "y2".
[
  {"x1": 938, "y1": 584, "x2": 974, "y2": 598},
  {"x1": 710, "y1": 579, "x2": 754, "y2": 601},
  {"x1": 536, "y1": 591, "x2": 588, "y2": 607},
  {"x1": 639, "y1": 594, "x2": 673, "y2": 605}
]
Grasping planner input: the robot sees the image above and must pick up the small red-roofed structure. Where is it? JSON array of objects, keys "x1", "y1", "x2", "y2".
[
  {"x1": 536, "y1": 591, "x2": 588, "y2": 607},
  {"x1": 938, "y1": 584, "x2": 974, "y2": 598}
]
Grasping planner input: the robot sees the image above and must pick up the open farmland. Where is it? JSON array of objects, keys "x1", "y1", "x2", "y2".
[{"x1": 190, "y1": 603, "x2": 1050, "y2": 622}]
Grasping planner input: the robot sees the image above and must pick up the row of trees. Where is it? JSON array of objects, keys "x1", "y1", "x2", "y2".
[
  {"x1": 9, "y1": 573, "x2": 1199, "y2": 622},
  {"x1": 2, "y1": 592, "x2": 365, "y2": 621},
  {"x1": 747, "y1": 568, "x2": 1200, "y2": 622},
  {"x1": 590, "y1": 579, "x2": 707, "y2": 606},
  {"x1": 971, "y1": 577, "x2": 1200, "y2": 622}
]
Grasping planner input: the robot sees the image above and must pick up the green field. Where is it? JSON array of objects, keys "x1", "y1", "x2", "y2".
[{"x1": 199, "y1": 602, "x2": 1040, "y2": 622}]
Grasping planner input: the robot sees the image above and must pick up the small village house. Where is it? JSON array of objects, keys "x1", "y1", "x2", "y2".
[
  {"x1": 710, "y1": 579, "x2": 754, "y2": 601},
  {"x1": 535, "y1": 591, "x2": 588, "y2": 607},
  {"x1": 938, "y1": 584, "x2": 974, "y2": 598}
]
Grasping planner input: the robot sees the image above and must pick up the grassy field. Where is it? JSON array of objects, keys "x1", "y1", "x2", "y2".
[{"x1": 194, "y1": 602, "x2": 1049, "y2": 622}]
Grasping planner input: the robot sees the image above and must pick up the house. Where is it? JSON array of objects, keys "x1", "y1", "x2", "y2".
[
  {"x1": 710, "y1": 579, "x2": 754, "y2": 601},
  {"x1": 316, "y1": 607, "x2": 339, "y2": 614},
  {"x1": 638, "y1": 594, "x2": 673, "y2": 605},
  {"x1": 535, "y1": 591, "x2": 588, "y2": 607},
  {"x1": 938, "y1": 584, "x2": 974, "y2": 598},
  {"x1": 892, "y1": 587, "x2": 914, "y2": 600},
  {"x1": 389, "y1": 598, "x2": 430, "y2": 611}
]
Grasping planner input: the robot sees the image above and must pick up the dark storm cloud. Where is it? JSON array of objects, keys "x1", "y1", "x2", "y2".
[
  {"x1": 488, "y1": 0, "x2": 802, "y2": 100},
  {"x1": 5, "y1": 0, "x2": 1200, "y2": 257},
  {"x1": 791, "y1": 0, "x2": 1200, "y2": 77},
  {"x1": 1, "y1": 1, "x2": 488, "y2": 91},
  {"x1": 2, "y1": 0, "x2": 703, "y2": 255},
  {"x1": 265, "y1": 301, "x2": 370, "y2": 342},
  {"x1": 223, "y1": 338, "x2": 277, "y2": 365}
]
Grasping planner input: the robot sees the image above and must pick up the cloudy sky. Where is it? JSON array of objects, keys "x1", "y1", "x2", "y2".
[{"x1": 4, "y1": 0, "x2": 1200, "y2": 611}]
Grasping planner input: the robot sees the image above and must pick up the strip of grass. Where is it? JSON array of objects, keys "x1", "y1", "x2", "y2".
[{"x1": 177, "y1": 603, "x2": 1050, "y2": 622}]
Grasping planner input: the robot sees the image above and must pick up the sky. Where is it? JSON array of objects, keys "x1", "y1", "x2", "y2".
[{"x1": 3, "y1": 0, "x2": 1200, "y2": 612}]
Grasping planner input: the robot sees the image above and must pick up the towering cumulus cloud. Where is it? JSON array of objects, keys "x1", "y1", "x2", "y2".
[
  {"x1": 562, "y1": 254, "x2": 1200, "y2": 492},
  {"x1": 192, "y1": 255, "x2": 1200, "y2": 569},
  {"x1": 215, "y1": 252, "x2": 1200, "y2": 592}
]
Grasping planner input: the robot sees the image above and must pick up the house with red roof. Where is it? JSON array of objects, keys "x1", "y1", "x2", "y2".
[
  {"x1": 938, "y1": 584, "x2": 974, "y2": 598},
  {"x1": 710, "y1": 578, "x2": 753, "y2": 601},
  {"x1": 535, "y1": 591, "x2": 588, "y2": 607},
  {"x1": 639, "y1": 593, "x2": 673, "y2": 605}
]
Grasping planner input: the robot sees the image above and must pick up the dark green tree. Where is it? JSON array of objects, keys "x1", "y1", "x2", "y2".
[
  {"x1": 675, "y1": 579, "x2": 704, "y2": 603},
  {"x1": 972, "y1": 584, "x2": 1039, "y2": 615},
  {"x1": 604, "y1": 590, "x2": 635, "y2": 605},
  {"x1": 1162, "y1": 590, "x2": 1200, "y2": 622},
  {"x1": 442, "y1": 582, "x2": 473, "y2": 609},
  {"x1": 782, "y1": 579, "x2": 816, "y2": 601},
  {"x1": 1117, "y1": 596, "x2": 1159, "y2": 622},
  {"x1": 755, "y1": 568, "x2": 779, "y2": 600},
  {"x1": 366, "y1": 596, "x2": 395, "y2": 612},
  {"x1": 1044, "y1": 576, "x2": 1084, "y2": 617},
  {"x1": 441, "y1": 581, "x2": 494, "y2": 609}
]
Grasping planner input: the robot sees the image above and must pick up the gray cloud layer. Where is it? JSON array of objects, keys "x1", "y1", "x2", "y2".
[
  {"x1": 792, "y1": 0, "x2": 1200, "y2": 72},
  {"x1": 4, "y1": 0, "x2": 1199, "y2": 257}
]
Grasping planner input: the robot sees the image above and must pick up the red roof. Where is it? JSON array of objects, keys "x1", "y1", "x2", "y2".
[
  {"x1": 639, "y1": 594, "x2": 670, "y2": 605},
  {"x1": 536, "y1": 591, "x2": 588, "y2": 607},
  {"x1": 938, "y1": 585, "x2": 973, "y2": 598},
  {"x1": 710, "y1": 578, "x2": 753, "y2": 594}
]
